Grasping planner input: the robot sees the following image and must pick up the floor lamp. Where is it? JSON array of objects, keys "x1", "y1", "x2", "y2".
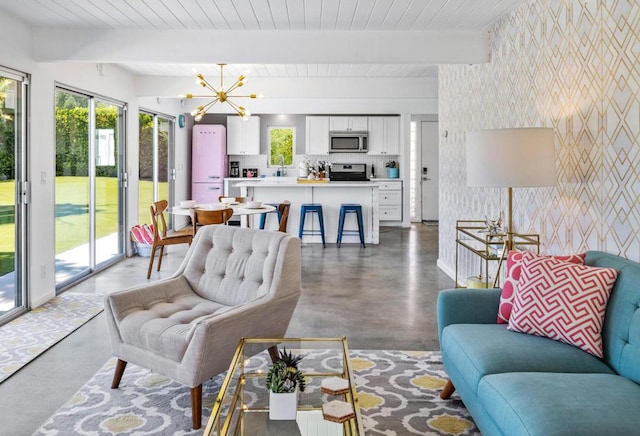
[{"x1": 466, "y1": 127, "x2": 557, "y2": 253}]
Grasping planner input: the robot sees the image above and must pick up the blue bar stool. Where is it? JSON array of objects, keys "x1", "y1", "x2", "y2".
[
  {"x1": 259, "y1": 203, "x2": 282, "y2": 229},
  {"x1": 337, "y1": 204, "x2": 365, "y2": 248},
  {"x1": 298, "y1": 204, "x2": 326, "y2": 247}
]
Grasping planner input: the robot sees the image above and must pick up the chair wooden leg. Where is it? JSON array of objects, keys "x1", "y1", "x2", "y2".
[
  {"x1": 111, "y1": 359, "x2": 128, "y2": 389},
  {"x1": 157, "y1": 245, "x2": 165, "y2": 272},
  {"x1": 268, "y1": 345, "x2": 280, "y2": 363},
  {"x1": 440, "y1": 379, "x2": 456, "y2": 399},
  {"x1": 191, "y1": 384, "x2": 202, "y2": 429},
  {"x1": 147, "y1": 244, "x2": 158, "y2": 279}
]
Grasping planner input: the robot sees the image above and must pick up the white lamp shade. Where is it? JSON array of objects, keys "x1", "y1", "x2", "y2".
[{"x1": 466, "y1": 128, "x2": 557, "y2": 187}]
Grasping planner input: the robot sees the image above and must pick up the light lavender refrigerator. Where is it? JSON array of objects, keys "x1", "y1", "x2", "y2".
[{"x1": 192, "y1": 125, "x2": 227, "y2": 204}]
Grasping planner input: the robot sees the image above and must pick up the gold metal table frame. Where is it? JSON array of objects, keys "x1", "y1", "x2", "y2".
[
  {"x1": 204, "y1": 337, "x2": 365, "y2": 436},
  {"x1": 455, "y1": 220, "x2": 540, "y2": 288}
]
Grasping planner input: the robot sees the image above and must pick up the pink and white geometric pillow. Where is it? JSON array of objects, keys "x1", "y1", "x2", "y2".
[
  {"x1": 507, "y1": 252, "x2": 617, "y2": 358},
  {"x1": 497, "y1": 250, "x2": 586, "y2": 324}
]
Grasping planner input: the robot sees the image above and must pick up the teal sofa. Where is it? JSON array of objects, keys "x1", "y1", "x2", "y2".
[{"x1": 437, "y1": 251, "x2": 640, "y2": 436}]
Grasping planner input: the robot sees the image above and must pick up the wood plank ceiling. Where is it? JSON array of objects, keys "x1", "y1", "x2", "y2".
[{"x1": 0, "y1": 0, "x2": 526, "y2": 77}]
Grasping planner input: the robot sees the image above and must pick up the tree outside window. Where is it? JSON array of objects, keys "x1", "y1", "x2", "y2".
[{"x1": 269, "y1": 126, "x2": 295, "y2": 167}]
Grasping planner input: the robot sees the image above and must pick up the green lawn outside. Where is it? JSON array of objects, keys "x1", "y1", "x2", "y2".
[
  {"x1": 0, "y1": 180, "x2": 15, "y2": 275},
  {"x1": 138, "y1": 180, "x2": 153, "y2": 225},
  {"x1": 0, "y1": 177, "x2": 168, "y2": 275},
  {"x1": 55, "y1": 176, "x2": 116, "y2": 254},
  {"x1": 138, "y1": 180, "x2": 168, "y2": 225}
]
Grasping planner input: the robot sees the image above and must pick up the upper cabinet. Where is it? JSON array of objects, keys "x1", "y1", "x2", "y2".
[
  {"x1": 306, "y1": 116, "x2": 330, "y2": 155},
  {"x1": 329, "y1": 116, "x2": 368, "y2": 132},
  {"x1": 226, "y1": 116, "x2": 261, "y2": 155},
  {"x1": 368, "y1": 117, "x2": 400, "y2": 155}
]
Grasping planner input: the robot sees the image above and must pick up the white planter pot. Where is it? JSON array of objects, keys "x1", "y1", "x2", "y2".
[
  {"x1": 269, "y1": 390, "x2": 298, "y2": 420},
  {"x1": 299, "y1": 167, "x2": 308, "y2": 178}
]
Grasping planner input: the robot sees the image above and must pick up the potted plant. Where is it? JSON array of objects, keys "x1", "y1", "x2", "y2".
[{"x1": 265, "y1": 348, "x2": 306, "y2": 420}]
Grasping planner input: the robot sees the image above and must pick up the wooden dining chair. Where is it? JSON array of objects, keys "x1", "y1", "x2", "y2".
[
  {"x1": 193, "y1": 207, "x2": 234, "y2": 235},
  {"x1": 278, "y1": 201, "x2": 291, "y2": 233},
  {"x1": 147, "y1": 200, "x2": 194, "y2": 279}
]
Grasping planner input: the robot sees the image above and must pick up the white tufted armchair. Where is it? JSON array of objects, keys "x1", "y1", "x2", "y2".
[{"x1": 104, "y1": 225, "x2": 301, "y2": 429}]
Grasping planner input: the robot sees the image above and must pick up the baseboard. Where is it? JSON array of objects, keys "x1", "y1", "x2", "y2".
[
  {"x1": 30, "y1": 292, "x2": 56, "y2": 309},
  {"x1": 437, "y1": 259, "x2": 464, "y2": 287}
]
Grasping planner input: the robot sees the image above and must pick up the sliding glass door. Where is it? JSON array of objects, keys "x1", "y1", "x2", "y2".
[
  {"x1": 0, "y1": 69, "x2": 27, "y2": 323},
  {"x1": 95, "y1": 101, "x2": 125, "y2": 265},
  {"x1": 55, "y1": 88, "x2": 126, "y2": 289},
  {"x1": 138, "y1": 111, "x2": 174, "y2": 225}
]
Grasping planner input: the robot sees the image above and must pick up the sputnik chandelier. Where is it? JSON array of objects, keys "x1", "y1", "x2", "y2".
[{"x1": 179, "y1": 64, "x2": 263, "y2": 121}]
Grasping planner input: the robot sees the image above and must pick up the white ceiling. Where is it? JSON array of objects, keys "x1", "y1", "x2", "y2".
[{"x1": 0, "y1": 0, "x2": 526, "y2": 78}]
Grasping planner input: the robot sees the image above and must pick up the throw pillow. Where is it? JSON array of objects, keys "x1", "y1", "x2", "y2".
[
  {"x1": 497, "y1": 250, "x2": 586, "y2": 324},
  {"x1": 507, "y1": 252, "x2": 617, "y2": 357}
]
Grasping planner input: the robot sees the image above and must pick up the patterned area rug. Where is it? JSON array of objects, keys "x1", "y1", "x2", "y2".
[
  {"x1": 35, "y1": 350, "x2": 479, "y2": 435},
  {"x1": 0, "y1": 292, "x2": 104, "y2": 383}
]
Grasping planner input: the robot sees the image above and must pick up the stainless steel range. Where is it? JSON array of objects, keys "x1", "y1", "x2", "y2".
[{"x1": 330, "y1": 163, "x2": 369, "y2": 181}]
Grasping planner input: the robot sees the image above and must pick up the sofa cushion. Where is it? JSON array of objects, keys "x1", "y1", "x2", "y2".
[
  {"x1": 508, "y1": 252, "x2": 617, "y2": 357},
  {"x1": 113, "y1": 277, "x2": 232, "y2": 362},
  {"x1": 441, "y1": 324, "x2": 613, "y2": 395},
  {"x1": 498, "y1": 251, "x2": 585, "y2": 324},
  {"x1": 478, "y1": 372, "x2": 640, "y2": 436}
]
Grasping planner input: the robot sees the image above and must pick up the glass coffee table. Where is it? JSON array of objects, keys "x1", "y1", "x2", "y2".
[{"x1": 204, "y1": 337, "x2": 365, "y2": 435}]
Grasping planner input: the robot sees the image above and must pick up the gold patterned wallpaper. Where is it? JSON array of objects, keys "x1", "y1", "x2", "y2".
[{"x1": 439, "y1": 0, "x2": 640, "y2": 282}]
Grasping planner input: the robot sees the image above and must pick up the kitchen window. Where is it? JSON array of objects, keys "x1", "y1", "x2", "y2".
[{"x1": 268, "y1": 126, "x2": 295, "y2": 168}]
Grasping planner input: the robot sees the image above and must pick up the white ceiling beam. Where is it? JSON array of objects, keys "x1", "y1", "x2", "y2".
[
  {"x1": 31, "y1": 29, "x2": 489, "y2": 64},
  {"x1": 135, "y1": 76, "x2": 439, "y2": 99}
]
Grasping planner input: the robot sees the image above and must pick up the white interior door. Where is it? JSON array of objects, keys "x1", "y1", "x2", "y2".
[{"x1": 420, "y1": 121, "x2": 439, "y2": 222}]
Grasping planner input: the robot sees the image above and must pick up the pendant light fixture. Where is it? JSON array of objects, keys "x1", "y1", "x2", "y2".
[{"x1": 178, "y1": 64, "x2": 263, "y2": 121}]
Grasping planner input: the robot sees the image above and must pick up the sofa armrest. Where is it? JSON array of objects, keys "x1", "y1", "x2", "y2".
[{"x1": 437, "y1": 288, "x2": 502, "y2": 341}]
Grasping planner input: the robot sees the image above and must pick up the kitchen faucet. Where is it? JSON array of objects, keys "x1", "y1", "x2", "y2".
[{"x1": 278, "y1": 155, "x2": 286, "y2": 176}]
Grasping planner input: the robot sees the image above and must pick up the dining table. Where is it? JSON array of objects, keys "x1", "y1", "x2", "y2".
[{"x1": 171, "y1": 203, "x2": 276, "y2": 228}]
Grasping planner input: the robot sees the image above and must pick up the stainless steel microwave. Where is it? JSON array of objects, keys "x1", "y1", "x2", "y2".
[{"x1": 329, "y1": 131, "x2": 368, "y2": 153}]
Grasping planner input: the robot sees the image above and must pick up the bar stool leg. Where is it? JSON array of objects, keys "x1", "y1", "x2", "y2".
[
  {"x1": 317, "y1": 210, "x2": 326, "y2": 248},
  {"x1": 357, "y1": 208, "x2": 366, "y2": 248},
  {"x1": 337, "y1": 207, "x2": 346, "y2": 247},
  {"x1": 298, "y1": 207, "x2": 306, "y2": 239}
]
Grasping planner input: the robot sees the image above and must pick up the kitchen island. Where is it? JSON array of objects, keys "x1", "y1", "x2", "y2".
[{"x1": 235, "y1": 178, "x2": 379, "y2": 244}]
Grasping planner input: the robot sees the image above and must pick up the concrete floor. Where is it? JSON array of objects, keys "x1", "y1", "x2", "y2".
[{"x1": 0, "y1": 224, "x2": 453, "y2": 435}]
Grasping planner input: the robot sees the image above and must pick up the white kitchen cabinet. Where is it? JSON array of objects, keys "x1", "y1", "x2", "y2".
[
  {"x1": 305, "y1": 116, "x2": 330, "y2": 155},
  {"x1": 368, "y1": 116, "x2": 400, "y2": 155},
  {"x1": 377, "y1": 180, "x2": 402, "y2": 221},
  {"x1": 226, "y1": 115, "x2": 260, "y2": 155},
  {"x1": 329, "y1": 116, "x2": 368, "y2": 131}
]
